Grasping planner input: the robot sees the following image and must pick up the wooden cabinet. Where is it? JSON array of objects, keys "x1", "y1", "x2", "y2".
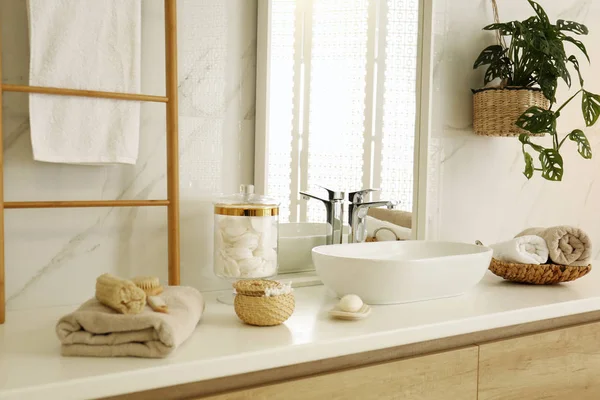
[
  {"x1": 124, "y1": 321, "x2": 600, "y2": 400},
  {"x1": 202, "y1": 347, "x2": 478, "y2": 400},
  {"x1": 478, "y1": 321, "x2": 600, "y2": 400}
]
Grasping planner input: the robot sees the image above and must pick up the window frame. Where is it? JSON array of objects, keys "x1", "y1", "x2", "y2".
[{"x1": 254, "y1": 0, "x2": 433, "y2": 240}]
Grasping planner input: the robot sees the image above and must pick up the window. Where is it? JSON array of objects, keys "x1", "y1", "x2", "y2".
[{"x1": 263, "y1": 0, "x2": 419, "y2": 223}]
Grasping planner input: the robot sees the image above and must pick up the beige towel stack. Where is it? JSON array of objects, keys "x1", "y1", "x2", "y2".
[
  {"x1": 516, "y1": 226, "x2": 592, "y2": 266},
  {"x1": 56, "y1": 286, "x2": 205, "y2": 358}
]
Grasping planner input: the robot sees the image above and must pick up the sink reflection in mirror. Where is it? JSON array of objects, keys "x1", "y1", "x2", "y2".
[{"x1": 279, "y1": 223, "x2": 349, "y2": 273}]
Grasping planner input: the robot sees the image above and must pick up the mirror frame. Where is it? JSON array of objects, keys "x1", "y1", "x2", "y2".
[{"x1": 254, "y1": 0, "x2": 434, "y2": 240}]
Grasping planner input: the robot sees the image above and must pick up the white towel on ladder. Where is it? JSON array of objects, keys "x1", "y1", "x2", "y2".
[{"x1": 27, "y1": 0, "x2": 142, "y2": 165}]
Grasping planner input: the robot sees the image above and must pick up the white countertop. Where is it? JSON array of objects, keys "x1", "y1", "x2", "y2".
[{"x1": 3, "y1": 269, "x2": 600, "y2": 400}]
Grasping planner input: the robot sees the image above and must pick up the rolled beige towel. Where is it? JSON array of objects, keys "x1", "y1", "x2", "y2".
[{"x1": 516, "y1": 226, "x2": 592, "y2": 266}]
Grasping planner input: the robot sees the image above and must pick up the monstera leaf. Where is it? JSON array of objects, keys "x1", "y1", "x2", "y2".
[
  {"x1": 473, "y1": 45, "x2": 505, "y2": 69},
  {"x1": 582, "y1": 90, "x2": 600, "y2": 127},
  {"x1": 557, "y1": 20, "x2": 589, "y2": 35},
  {"x1": 483, "y1": 22, "x2": 519, "y2": 35},
  {"x1": 560, "y1": 35, "x2": 590, "y2": 62},
  {"x1": 523, "y1": 151, "x2": 534, "y2": 179},
  {"x1": 568, "y1": 129, "x2": 592, "y2": 159},
  {"x1": 485, "y1": 57, "x2": 513, "y2": 84},
  {"x1": 527, "y1": 0, "x2": 550, "y2": 26},
  {"x1": 539, "y1": 149, "x2": 564, "y2": 181},
  {"x1": 516, "y1": 107, "x2": 556, "y2": 134},
  {"x1": 537, "y1": 68, "x2": 560, "y2": 102},
  {"x1": 568, "y1": 55, "x2": 584, "y2": 86}
]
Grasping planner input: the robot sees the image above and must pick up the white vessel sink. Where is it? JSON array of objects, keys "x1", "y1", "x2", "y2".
[
  {"x1": 279, "y1": 223, "x2": 328, "y2": 273},
  {"x1": 312, "y1": 241, "x2": 493, "y2": 304}
]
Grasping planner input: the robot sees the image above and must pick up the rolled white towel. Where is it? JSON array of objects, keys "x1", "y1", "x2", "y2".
[
  {"x1": 489, "y1": 235, "x2": 549, "y2": 265},
  {"x1": 366, "y1": 216, "x2": 412, "y2": 241}
]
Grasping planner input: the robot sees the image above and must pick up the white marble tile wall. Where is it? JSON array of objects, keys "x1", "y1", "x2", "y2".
[
  {"x1": 427, "y1": 0, "x2": 600, "y2": 261},
  {"x1": 1, "y1": 0, "x2": 257, "y2": 310}
]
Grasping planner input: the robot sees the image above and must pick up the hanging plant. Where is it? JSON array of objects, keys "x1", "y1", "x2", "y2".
[{"x1": 473, "y1": 0, "x2": 600, "y2": 181}]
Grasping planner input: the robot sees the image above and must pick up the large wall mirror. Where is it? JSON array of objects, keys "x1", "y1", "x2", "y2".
[{"x1": 254, "y1": 0, "x2": 433, "y2": 271}]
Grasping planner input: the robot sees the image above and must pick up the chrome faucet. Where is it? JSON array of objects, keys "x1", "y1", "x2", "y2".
[
  {"x1": 299, "y1": 186, "x2": 398, "y2": 244},
  {"x1": 299, "y1": 186, "x2": 345, "y2": 245},
  {"x1": 348, "y1": 189, "x2": 398, "y2": 243}
]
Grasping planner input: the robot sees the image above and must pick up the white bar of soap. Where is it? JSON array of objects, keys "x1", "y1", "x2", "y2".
[{"x1": 338, "y1": 294, "x2": 364, "y2": 313}]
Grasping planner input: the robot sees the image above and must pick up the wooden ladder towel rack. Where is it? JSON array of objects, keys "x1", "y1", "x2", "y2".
[{"x1": 0, "y1": 0, "x2": 181, "y2": 324}]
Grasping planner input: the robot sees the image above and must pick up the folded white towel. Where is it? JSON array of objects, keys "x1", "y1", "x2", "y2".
[
  {"x1": 366, "y1": 216, "x2": 412, "y2": 241},
  {"x1": 490, "y1": 235, "x2": 549, "y2": 265},
  {"x1": 28, "y1": 0, "x2": 142, "y2": 164}
]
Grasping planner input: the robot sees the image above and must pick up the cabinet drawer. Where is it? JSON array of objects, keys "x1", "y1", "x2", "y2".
[
  {"x1": 479, "y1": 321, "x2": 600, "y2": 400},
  {"x1": 201, "y1": 346, "x2": 478, "y2": 400}
]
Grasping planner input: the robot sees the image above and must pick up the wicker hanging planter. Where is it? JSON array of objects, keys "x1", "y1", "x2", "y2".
[{"x1": 473, "y1": 87, "x2": 550, "y2": 137}]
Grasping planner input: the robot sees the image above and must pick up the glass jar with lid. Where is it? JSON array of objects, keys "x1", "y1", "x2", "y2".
[{"x1": 213, "y1": 184, "x2": 279, "y2": 281}]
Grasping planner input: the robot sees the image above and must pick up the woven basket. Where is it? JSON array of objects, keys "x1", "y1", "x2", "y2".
[
  {"x1": 233, "y1": 280, "x2": 295, "y2": 326},
  {"x1": 473, "y1": 87, "x2": 550, "y2": 137},
  {"x1": 488, "y1": 258, "x2": 592, "y2": 285}
]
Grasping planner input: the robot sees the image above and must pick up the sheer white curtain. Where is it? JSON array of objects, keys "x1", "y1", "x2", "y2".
[{"x1": 266, "y1": 0, "x2": 418, "y2": 223}]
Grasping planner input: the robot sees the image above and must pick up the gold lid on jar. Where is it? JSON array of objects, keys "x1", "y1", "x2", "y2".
[{"x1": 214, "y1": 204, "x2": 279, "y2": 217}]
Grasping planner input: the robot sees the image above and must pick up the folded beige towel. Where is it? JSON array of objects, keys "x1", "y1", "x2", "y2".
[
  {"x1": 516, "y1": 226, "x2": 592, "y2": 266},
  {"x1": 56, "y1": 286, "x2": 205, "y2": 358}
]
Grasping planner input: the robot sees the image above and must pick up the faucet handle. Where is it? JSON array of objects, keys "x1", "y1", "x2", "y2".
[
  {"x1": 316, "y1": 185, "x2": 345, "y2": 201},
  {"x1": 387, "y1": 200, "x2": 399, "y2": 209},
  {"x1": 348, "y1": 188, "x2": 381, "y2": 203}
]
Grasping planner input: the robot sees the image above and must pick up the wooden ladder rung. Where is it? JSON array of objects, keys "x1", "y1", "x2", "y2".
[
  {"x1": 1, "y1": 84, "x2": 168, "y2": 103},
  {"x1": 4, "y1": 200, "x2": 170, "y2": 209}
]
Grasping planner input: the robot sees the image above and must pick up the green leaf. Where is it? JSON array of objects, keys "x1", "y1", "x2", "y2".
[
  {"x1": 560, "y1": 65, "x2": 572, "y2": 88},
  {"x1": 561, "y1": 35, "x2": 590, "y2": 62},
  {"x1": 557, "y1": 20, "x2": 589, "y2": 35},
  {"x1": 483, "y1": 22, "x2": 518, "y2": 35},
  {"x1": 568, "y1": 129, "x2": 592, "y2": 159},
  {"x1": 542, "y1": 79, "x2": 558, "y2": 103},
  {"x1": 519, "y1": 133, "x2": 531, "y2": 145},
  {"x1": 521, "y1": 16, "x2": 540, "y2": 30},
  {"x1": 538, "y1": 67, "x2": 560, "y2": 102},
  {"x1": 568, "y1": 55, "x2": 584, "y2": 86},
  {"x1": 539, "y1": 149, "x2": 564, "y2": 181},
  {"x1": 527, "y1": 0, "x2": 550, "y2": 26},
  {"x1": 582, "y1": 90, "x2": 600, "y2": 127},
  {"x1": 473, "y1": 45, "x2": 504, "y2": 69},
  {"x1": 519, "y1": 133, "x2": 544, "y2": 152},
  {"x1": 523, "y1": 152, "x2": 534, "y2": 179},
  {"x1": 516, "y1": 107, "x2": 556, "y2": 134},
  {"x1": 484, "y1": 57, "x2": 513, "y2": 84}
]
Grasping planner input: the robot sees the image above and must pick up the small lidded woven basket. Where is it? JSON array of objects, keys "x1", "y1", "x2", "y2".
[
  {"x1": 233, "y1": 279, "x2": 295, "y2": 326},
  {"x1": 473, "y1": 87, "x2": 550, "y2": 137}
]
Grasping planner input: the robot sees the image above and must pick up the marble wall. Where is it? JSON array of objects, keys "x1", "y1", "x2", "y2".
[
  {"x1": 427, "y1": 0, "x2": 600, "y2": 261},
  {"x1": 1, "y1": 0, "x2": 257, "y2": 310},
  {"x1": 5, "y1": 0, "x2": 599, "y2": 311}
]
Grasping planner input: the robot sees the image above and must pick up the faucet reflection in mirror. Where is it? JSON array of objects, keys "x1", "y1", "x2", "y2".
[
  {"x1": 299, "y1": 186, "x2": 345, "y2": 245},
  {"x1": 300, "y1": 186, "x2": 397, "y2": 245}
]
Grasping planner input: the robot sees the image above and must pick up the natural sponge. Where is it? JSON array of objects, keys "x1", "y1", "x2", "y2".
[{"x1": 95, "y1": 273, "x2": 146, "y2": 314}]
